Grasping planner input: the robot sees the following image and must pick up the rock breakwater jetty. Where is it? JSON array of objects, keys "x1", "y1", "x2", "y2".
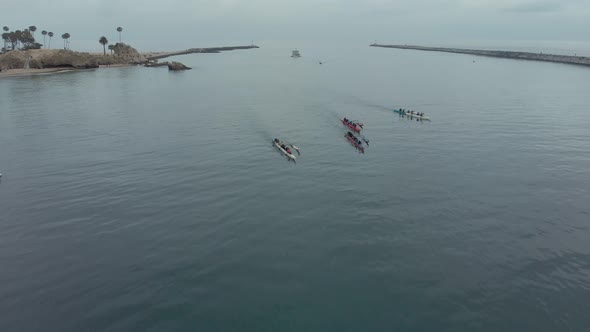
[
  {"x1": 371, "y1": 44, "x2": 590, "y2": 68},
  {"x1": 145, "y1": 45, "x2": 259, "y2": 61}
]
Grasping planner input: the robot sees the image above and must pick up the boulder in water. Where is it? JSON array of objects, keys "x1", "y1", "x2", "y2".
[{"x1": 167, "y1": 61, "x2": 191, "y2": 71}]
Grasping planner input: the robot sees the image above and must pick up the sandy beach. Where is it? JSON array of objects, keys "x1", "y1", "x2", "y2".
[
  {"x1": 0, "y1": 67, "x2": 80, "y2": 78},
  {"x1": 98, "y1": 63, "x2": 137, "y2": 68}
]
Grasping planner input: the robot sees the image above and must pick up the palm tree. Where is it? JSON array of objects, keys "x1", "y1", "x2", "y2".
[
  {"x1": 23, "y1": 29, "x2": 31, "y2": 47},
  {"x1": 29, "y1": 26, "x2": 37, "y2": 39},
  {"x1": 2, "y1": 33, "x2": 8, "y2": 51},
  {"x1": 42, "y1": 30, "x2": 47, "y2": 47},
  {"x1": 99, "y1": 36, "x2": 108, "y2": 55},
  {"x1": 60, "y1": 33, "x2": 71, "y2": 49},
  {"x1": 117, "y1": 27, "x2": 122, "y2": 43},
  {"x1": 2, "y1": 26, "x2": 8, "y2": 51},
  {"x1": 48, "y1": 32, "x2": 54, "y2": 49},
  {"x1": 9, "y1": 32, "x2": 18, "y2": 50},
  {"x1": 18, "y1": 30, "x2": 35, "y2": 49},
  {"x1": 108, "y1": 44, "x2": 114, "y2": 55},
  {"x1": 14, "y1": 30, "x2": 22, "y2": 49}
]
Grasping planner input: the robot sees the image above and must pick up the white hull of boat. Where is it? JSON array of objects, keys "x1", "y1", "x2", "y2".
[{"x1": 274, "y1": 141, "x2": 296, "y2": 160}]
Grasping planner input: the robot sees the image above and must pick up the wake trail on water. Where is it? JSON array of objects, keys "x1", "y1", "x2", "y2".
[
  {"x1": 350, "y1": 97, "x2": 397, "y2": 114},
  {"x1": 327, "y1": 94, "x2": 399, "y2": 115},
  {"x1": 239, "y1": 106, "x2": 279, "y2": 146},
  {"x1": 349, "y1": 96, "x2": 433, "y2": 111},
  {"x1": 322, "y1": 108, "x2": 360, "y2": 135}
]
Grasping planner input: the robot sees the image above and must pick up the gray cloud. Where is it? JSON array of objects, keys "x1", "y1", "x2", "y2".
[{"x1": 502, "y1": 1, "x2": 564, "y2": 13}]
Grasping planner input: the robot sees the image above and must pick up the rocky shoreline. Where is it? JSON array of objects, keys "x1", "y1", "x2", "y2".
[
  {"x1": 0, "y1": 43, "x2": 145, "y2": 77},
  {"x1": 370, "y1": 44, "x2": 590, "y2": 67}
]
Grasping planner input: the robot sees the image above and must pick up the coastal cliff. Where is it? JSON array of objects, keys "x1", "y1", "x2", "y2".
[
  {"x1": 371, "y1": 44, "x2": 590, "y2": 67},
  {"x1": 1, "y1": 49, "x2": 106, "y2": 70},
  {"x1": 0, "y1": 43, "x2": 144, "y2": 71}
]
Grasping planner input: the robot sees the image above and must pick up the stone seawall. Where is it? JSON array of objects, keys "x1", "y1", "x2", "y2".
[
  {"x1": 371, "y1": 44, "x2": 590, "y2": 67},
  {"x1": 145, "y1": 45, "x2": 259, "y2": 61}
]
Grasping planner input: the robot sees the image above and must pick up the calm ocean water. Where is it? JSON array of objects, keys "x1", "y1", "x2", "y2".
[{"x1": 1, "y1": 45, "x2": 590, "y2": 331}]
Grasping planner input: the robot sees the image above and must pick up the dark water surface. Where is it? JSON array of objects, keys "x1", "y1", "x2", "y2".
[{"x1": 1, "y1": 46, "x2": 590, "y2": 331}]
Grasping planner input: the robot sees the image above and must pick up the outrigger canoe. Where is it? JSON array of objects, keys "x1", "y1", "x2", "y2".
[
  {"x1": 394, "y1": 109, "x2": 430, "y2": 121},
  {"x1": 273, "y1": 139, "x2": 296, "y2": 160},
  {"x1": 341, "y1": 119, "x2": 363, "y2": 133},
  {"x1": 345, "y1": 132, "x2": 365, "y2": 153}
]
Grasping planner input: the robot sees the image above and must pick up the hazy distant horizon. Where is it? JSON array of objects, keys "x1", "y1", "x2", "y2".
[{"x1": 2, "y1": 0, "x2": 590, "y2": 54}]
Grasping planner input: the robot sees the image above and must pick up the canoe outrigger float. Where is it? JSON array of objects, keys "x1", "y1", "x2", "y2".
[
  {"x1": 273, "y1": 138, "x2": 298, "y2": 160},
  {"x1": 394, "y1": 108, "x2": 430, "y2": 121},
  {"x1": 341, "y1": 118, "x2": 363, "y2": 133},
  {"x1": 345, "y1": 131, "x2": 365, "y2": 153}
]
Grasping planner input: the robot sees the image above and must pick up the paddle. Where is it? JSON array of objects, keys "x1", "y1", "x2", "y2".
[
  {"x1": 278, "y1": 139, "x2": 300, "y2": 155},
  {"x1": 348, "y1": 121, "x2": 368, "y2": 145},
  {"x1": 287, "y1": 143, "x2": 301, "y2": 155},
  {"x1": 352, "y1": 120, "x2": 364, "y2": 128},
  {"x1": 359, "y1": 135, "x2": 370, "y2": 146}
]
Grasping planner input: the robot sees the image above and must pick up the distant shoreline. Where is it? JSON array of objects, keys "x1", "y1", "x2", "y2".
[
  {"x1": 370, "y1": 44, "x2": 590, "y2": 68},
  {"x1": 0, "y1": 45, "x2": 259, "y2": 78}
]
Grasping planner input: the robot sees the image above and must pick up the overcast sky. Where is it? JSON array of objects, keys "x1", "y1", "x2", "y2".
[{"x1": 2, "y1": 0, "x2": 589, "y2": 51}]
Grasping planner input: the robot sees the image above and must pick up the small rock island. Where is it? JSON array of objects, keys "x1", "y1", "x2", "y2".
[{"x1": 167, "y1": 61, "x2": 191, "y2": 71}]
